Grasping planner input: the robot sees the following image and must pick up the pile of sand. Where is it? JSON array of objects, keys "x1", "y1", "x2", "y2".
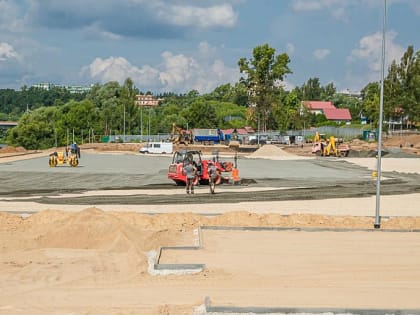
[
  {"x1": 249, "y1": 144, "x2": 295, "y2": 158},
  {"x1": 384, "y1": 134, "x2": 420, "y2": 148},
  {"x1": 0, "y1": 146, "x2": 27, "y2": 154},
  {"x1": 2, "y1": 207, "x2": 420, "y2": 314},
  {"x1": 3, "y1": 208, "x2": 420, "y2": 241},
  {"x1": 3, "y1": 208, "x2": 420, "y2": 263},
  {"x1": 80, "y1": 143, "x2": 142, "y2": 152}
]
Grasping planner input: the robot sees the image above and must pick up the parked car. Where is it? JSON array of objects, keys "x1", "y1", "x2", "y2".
[{"x1": 139, "y1": 142, "x2": 173, "y2": 154}]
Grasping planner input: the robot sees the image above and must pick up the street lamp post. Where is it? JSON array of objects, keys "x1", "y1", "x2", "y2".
[
  {"x1": 257, "y1": 114, "x2": 260, "y2": 146},
  {"x1": 374, "y1": 0, "x2": 387, "y2": 229},
  {"x1": 140, "y1": 106, "x2": 143, "y2": 141},
  {"x1": 148, "y1": 106, "x2": 151, "y2": 143},
  {"x1": 123, "y1": 104, "x2": 126, "y2": 143}
]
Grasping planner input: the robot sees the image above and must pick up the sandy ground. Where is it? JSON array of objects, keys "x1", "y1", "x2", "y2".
[
  {"x1": 1, "y1": 144, "x2": 420, "y2": 314},
  {"x1": 161, "y1": 229, "x2": 420, "y2": 308}
]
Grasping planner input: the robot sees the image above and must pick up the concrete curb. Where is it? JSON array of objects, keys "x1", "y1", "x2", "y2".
[
  {"x1": 150, "y1": 225, "x2": 420, "y2": 276},
  {"x1": 149, "y1": 227, "x2": 205, "y2": 275},
  {"x1": 201, "y1": 225, "x2": 420, "y2": 233},
  {"x1": 203, "y1": 297, "x2": 420, "y2": 315}
]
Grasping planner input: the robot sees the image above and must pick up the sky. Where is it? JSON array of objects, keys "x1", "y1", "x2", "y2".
[{"x1": 1, "y1": 0, "x2": 419, "y2": 94}]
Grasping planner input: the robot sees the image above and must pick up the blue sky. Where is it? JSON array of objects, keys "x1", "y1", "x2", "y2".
[{"x1": 1, "y1": 0, "x2": 419, "y2": 94}]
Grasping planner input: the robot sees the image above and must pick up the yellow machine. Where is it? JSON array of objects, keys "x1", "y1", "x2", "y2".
[
  {"x1": 311, "y1": 132, "x2": 350, "y2": 157},
  {"x1": 323, "y1": 136, "x2": 339, "y2": 157},
  {"x1": 49, "y1": 150, "x2": 79, "y2": 167},
  {"x1": 169, "y1": 123, "x2": 193, "y2": 145}
]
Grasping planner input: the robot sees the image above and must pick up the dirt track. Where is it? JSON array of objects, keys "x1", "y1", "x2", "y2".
[
  {"x1": 1, "y1": 145, "x2": 420, "y2": 315},
  {"x1": 0, "y1": 150, "x2": 419, "y2": 207}
]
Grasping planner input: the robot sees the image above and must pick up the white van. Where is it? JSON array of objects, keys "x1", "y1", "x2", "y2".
[{"x1": 139, "y1": 142, "x2": 173, "y2": 154}]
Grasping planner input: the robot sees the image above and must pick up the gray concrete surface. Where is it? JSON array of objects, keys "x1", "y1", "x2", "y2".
[{"x1": 0, "y1": 152, "x2": 419, "y2": 206}]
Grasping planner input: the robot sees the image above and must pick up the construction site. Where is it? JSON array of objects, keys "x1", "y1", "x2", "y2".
[{"x1": 0, "y1": 134, "x2": 420, "y2": 315}]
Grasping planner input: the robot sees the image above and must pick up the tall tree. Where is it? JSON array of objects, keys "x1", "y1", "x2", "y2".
[
  {"x1": 238, "y1": 43, "x2": 292, "y2": 131},
  {"x1": 182, "y1": 100, "x2": 217, "y2": 129},
  {"x1": 299, "y1": 77, "x2": 323, "y2": 101},
  {"x1": 361, "y1": 82, "x2": 380, "y2": 126}
]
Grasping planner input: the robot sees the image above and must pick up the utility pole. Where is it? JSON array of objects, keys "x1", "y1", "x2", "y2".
[
  {"x1": 374, "y1": 0, "x2": 387, "y2": 229},
  {"x1": 123, "y1": 104, "x2": 126, "y2": 143},
  {"x1": 257, "y1": 114, "x2": 260, "y2": 146},
  {"x1": 148, "y1": 107, "x2": 151, "y2": 143},
  {"x1": 140, "y1": 106, "x2": 143, "y2": 141}
]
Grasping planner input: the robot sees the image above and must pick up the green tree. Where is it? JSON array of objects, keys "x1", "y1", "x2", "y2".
[
  {"x1": 361, "y1": 82, "x2": 380, "y2": 127},
  {"x1": 272, "y1": 89, "x2": 304, "y2": 131},
  {"x1": 182, "y1": 100, "x2": 217, "y2": 128},
  {"x1": 238, "y1": 43, "x2": 292, "y2": 130},
  {"x1": 120, "y1": 78, "x2": 139, "y2": 134},
  {"x1": 7, "y1": 107, "x2": 60, "y2": 149},
  {"x1": 299, "y1": 77, "x2": 323, "y2": 101},
  {"x1": 322, "y1": 82, "x2": 336, "y2": 99}
]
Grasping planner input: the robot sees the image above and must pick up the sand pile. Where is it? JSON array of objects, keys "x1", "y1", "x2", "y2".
[
  {"x1": 3, "y1": 208, "x2": 420, "y2": 258},
  {"x1": 25, "y1": 208, "x2": 182, "y2": 253},
  {"x1": 249, "y1": 144, "x2": 298, "y2": 159},
  {"x1": 384, "y1": 134, "x2": 420, "y2": 148},
  {"x1": 81, "y1": 143, "x2": 142, "y2": 152},
  {"x1": 6, "y1": 208, "x2": 420, "y2": 238},
  {"x1": 0, "y1": 146, "x2": 27, "y2": 154}
]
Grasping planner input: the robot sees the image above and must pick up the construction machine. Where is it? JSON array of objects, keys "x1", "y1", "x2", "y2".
[
  {"x1": 49, "y1": 149, "x2": 79, "y2": 167},
  {"x1": 169, "y1": 123, "x2": 193, "y2": 145},
  {"x1": 167, "y1": 149, "x2": 240, "y2": 186},
  {"x1": 311, "y1": 132, "x2": 349, "y2": 157}
]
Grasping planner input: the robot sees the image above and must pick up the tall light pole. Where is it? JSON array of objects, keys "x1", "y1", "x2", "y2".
[
  {"x1": 123, "y1": 104, "x2": 126, "y2": 143},
  {"x1": 257, "y1": 114, "x2": 260, "y2": 146},
  {"x1": 148, "y1": 106, "x2": 151, "y2": 143},
  {"x1": 374, "y1": 0, "x2": 387, "y2": 229},
  {"x1": 140, "y1": 106, "x2": 143, "y2": 141}
]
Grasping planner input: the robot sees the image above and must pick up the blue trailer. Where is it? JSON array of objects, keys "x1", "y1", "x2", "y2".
[{"x1": 192, "y1": 128, "x2": 229, "y2": 144}]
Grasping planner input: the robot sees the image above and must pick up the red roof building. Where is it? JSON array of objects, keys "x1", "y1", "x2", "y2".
[
  {"x1": 323, "y1": 108, "x2": 352, "y2": 121},
  {"x1": 135, "y1": 94, "x2": 161, "y2": 107},
  {"x1": 223, "y1": 128, "x2": 250, "y2": 136},
  {"x1": 302, "y1": 101, "x2": 352, "y2": 122},
  {"x1": 302, "y1": 101, "x2": 335, "y2": 114}
]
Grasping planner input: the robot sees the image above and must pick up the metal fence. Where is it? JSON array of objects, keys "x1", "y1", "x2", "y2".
[
  {"x1": 107, "y1": 134, "x2": 171, "y2": 143},
  {"x1": 256, "y1": 127, "x2": 363, "y2": 139},
  {"x1": 106, "y1": 127, "x2": 365, "y2": 144}
]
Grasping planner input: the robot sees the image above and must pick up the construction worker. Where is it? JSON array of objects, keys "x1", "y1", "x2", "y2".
[
  {"x1": 71, "y1": 142, "x2": 81, "y2": 158},
  {"x1": 183, "y1": 160, "x2": 197, "y2": 194},
  {"x1": 208, "y1": 161, "x2": 218, "y2": 194}
]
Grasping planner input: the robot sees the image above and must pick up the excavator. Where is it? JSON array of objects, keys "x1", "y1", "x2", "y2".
[
  {"x1": 169, "y1": 123, "x2": 193, "y2": 145},
  {"x1": 311, "y1": 132, "x2": 349, "y2": 157}
]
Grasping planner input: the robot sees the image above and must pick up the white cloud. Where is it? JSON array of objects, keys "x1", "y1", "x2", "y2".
[
  {"x1": 158, "y1": 3, "x2": 237, "y2": 28},
  {"x1": 291, "y1": 0, "x2": 345, "y2": 15},
  {"x1": 280, "y1": 80, "x2": 295, "y2": 91},
  {"x1": 198, "y1": 41, "x2": 218, "y2": 60},
  {"x1": 0, "y1": 1, "x2": 24, "y2": 32},
  {"x1": 0, "y1": 42, "x2": 20, "y2": 61},
  {"x1": 291, "y1": 0, "x2": 420, "y2": 19},
  {"x1": 344, "y1": 30, "x2": 405, "y2": 90},
  {"x1": 286, "y1": 43, "x2": 295, "y2": 55},
  {"x1": 83, "y1": 24, "x2": 123, "y2": 41},
  {"x1": 83, "y1": 43, "x2": 240, "y2": 93},
  {"x1": 290, "y1": 0, "x2": 378, "y2": 20},
  {"x1": 84, "y1": 57, "x2": 160, "y2": 87},
  {"x1": 25, "y1": 0, "x2": 238, "y2": 39},
  {"x1": 314, "y1": 48, "x2": 330, "y2": 60},
  {"x1": 349, "y1": 30, "x2": 405, "y2": 72},
  {"x1": 158, "y1": 49, "x2": 240, "y2": 92}
]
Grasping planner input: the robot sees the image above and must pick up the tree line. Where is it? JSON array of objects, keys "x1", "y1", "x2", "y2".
[{"x1": 0, "y1": 44, "x2": 418, "y2": 149}]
